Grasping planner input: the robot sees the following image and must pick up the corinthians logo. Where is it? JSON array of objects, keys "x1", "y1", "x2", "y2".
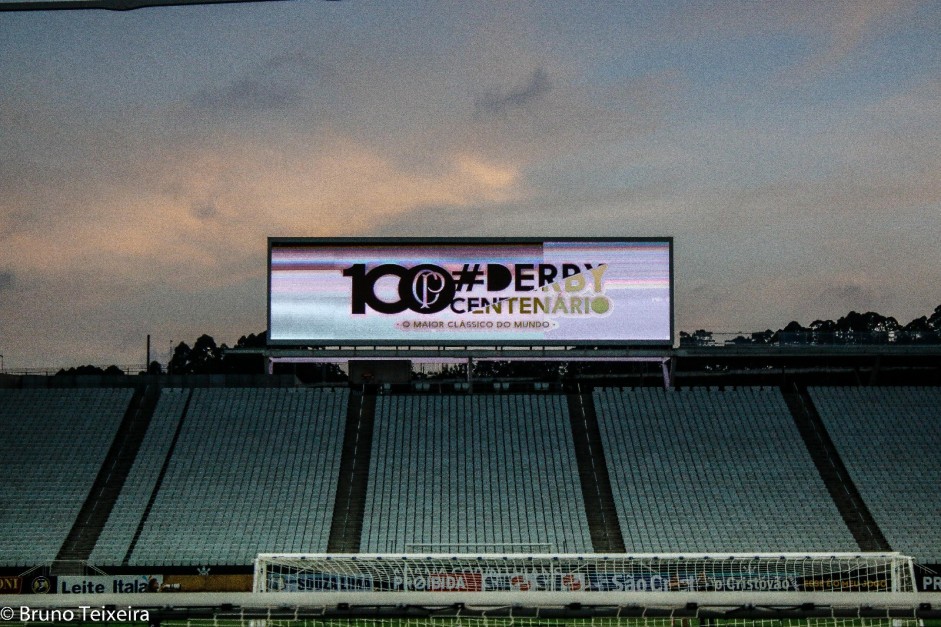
[
  {"x1": 412, "y1": 268, "x2": 448, "y2": 310},
  {"x1": 343, "y1": 261, "x2": 610, "y2": 317}
]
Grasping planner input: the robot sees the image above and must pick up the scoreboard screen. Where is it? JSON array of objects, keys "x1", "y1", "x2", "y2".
[{"x1": 268, "y1": 238, "x2": 673, "y2": 346}]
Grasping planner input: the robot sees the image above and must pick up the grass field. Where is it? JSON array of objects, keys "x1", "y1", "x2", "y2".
[
  {"x1": 156, "y1": 621, "x2": 941, "y2": 627},
  {"x1": 8, "y1": 624, "x2": 938, "y2": 627},
  {"x1": 16, "y1": 619, "x2": 940, "y2": 627}
]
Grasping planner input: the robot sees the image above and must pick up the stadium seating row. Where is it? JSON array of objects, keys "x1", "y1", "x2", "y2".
[
  {"x1": 127, "y1": 388, "x2": 348, "y2": 566},
  {"x1": 0, "y1": 389, "x2": 132, "y2": 567},
  {"x1": 361, "y1": 394, "x2": 592, "y2": 553},
  {"x1": 0, "y1": 385, "x2": 937, "y2": 567},
  {"x1": 810, "y1": 387, "x2": 941, "y2": 562},
  {"x1": 90, "y1": 389, "x2": 190, "y2": 564},
  {"x1": 594, "y1": 387, "x2": 858, "y2": 553}
]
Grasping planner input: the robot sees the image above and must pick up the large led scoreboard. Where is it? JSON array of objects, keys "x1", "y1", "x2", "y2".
[{"x1": 268, "y1": 237, "x2": 673, "y2": 346}]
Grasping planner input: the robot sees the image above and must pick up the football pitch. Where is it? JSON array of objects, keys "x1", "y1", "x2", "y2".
[
  {"x1": 18, "y1": 619, "x2": 940, "y2": 627},
  {"x1": 158, "y1": 621, "x2": 941, "y2": 627}
]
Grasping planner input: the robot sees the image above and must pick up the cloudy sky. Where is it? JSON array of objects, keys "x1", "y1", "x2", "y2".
[{"x1": 1, "y1": 0, "x2": 939, "y2": 368}]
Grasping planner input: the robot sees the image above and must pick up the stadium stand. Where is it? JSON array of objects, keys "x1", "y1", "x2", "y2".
[
  {"x1": 593, "y1": 386, "x2": 859, "y2": 553},
  {"x1": 0, "y1": 388, "x2": 132, "y2": 567},
  {"x1": 122, "y1": 387, "x2": 348, "y2": 566},
  {"x1": 809, "y1": 386, "x2": 941, "y2": 562},
  {"x1": 2, "y1": 376, "x2": 938, "y2": 571},
  {"x1": 90, "y1": 388, "x2": 190, "y2": 565},
  {"x1": 360, "y1": 394, "x2": 593, "y2": 553}
]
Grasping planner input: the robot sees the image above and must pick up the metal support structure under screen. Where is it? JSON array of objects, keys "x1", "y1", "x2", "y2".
[{"x1": 265, "y1": 352, "x2": 673, "y2": 389}]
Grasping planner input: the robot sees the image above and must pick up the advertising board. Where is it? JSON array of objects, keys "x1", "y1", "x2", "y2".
[
  {"x1": 0, "y1": 576, "x2": 21, "y2": 595},
  {"x1": 56, "y1": 576, "x2": 162, "y2": 594},
  {"x1": 916, "y1": 564, "x2": 941, "y2": 591},
  {"x1": 269, "y1": 238, "x2": 673, "y2": 346},
  {"x1": 267, "y1": 573, "x2": 373, "y2": 592}
]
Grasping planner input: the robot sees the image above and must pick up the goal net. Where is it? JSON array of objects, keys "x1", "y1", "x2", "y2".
[{"x1": 253, "y1": 552, "x2": 916, "y2": 595}]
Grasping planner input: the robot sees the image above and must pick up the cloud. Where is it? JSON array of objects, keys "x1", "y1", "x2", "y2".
[
  {"x1": 0, "y1": 130, "x2": 525, "y2": 367},
  {"x1": 781, "y1": 0, "x2": 916, "y2": 83},
  {"x1": 193, "y1": 79, "x2": 304, "y2": 113},
  {"x1": 1, "y1": 117, "x2": 524, "y2": 288},
  {"x1": 190, "y1": 50, "x2": 331, "y2": 114},
  {"x1": 462, "y1": 69, "x2": 680, "y2": 169},
  {"x1": 645, "y1": 1, "x2": 921, "y2": 89},
  {"x1": 475, "y1": 68, "x2": 552, "y2": 115},
  {"x1": 190, "y1": 203, "x2": 218, "y2": 221},
  {"x1": 814, "y1": 281, "x2": 877, "y2": 312}
]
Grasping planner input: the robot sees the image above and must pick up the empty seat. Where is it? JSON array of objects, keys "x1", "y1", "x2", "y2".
[
  {"x1": 0, "y1": 388, "x2": 132, "y2": 567},
  {"x1": 593, "y1": 387, "x2": 857, "y2": 553},
  {"x1": 809, "y1": 387, "x2": 941, "y2": 562},
  {"x1": 126, "y1": 388, "x2": 348, "y2": 566},
  {"x1": 361, "y1": 394, "x2": 592, "y2": 553}
]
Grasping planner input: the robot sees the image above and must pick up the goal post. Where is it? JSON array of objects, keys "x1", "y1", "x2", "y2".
[{"x1": 253, "y1": 552, "x2": 917, "y2": 596}]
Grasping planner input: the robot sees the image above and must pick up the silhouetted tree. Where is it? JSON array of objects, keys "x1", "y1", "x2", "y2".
[
  {"x1": 56, "y1": 364, "x2": 124, "y2": 376},
  {"x1": 681, "y1": 303, "x2": 941, "y2": 347},
  {"x1": 235, "y1": 331, "x2": 267, "y2": 348},
  {"x1": 167, "y1": 335, "x2": 228, "y2": 374},
  {"x1": 189, "y1": 334, "x2": 224, "y2": 374},
  {"x1": 835, "y1": 311, "x2": 900, "y2": 334},
  {"x1": 898, "y1": 306, "x2": 941, "y2": 344},
  {"x1": 168, "y1": 341, "x2": 193, "y2": 374},
  {"x1": 928, "y1": 304, "x2": 941, "y2": 331},
  {"x1": 218, "y1": 330, "x2": 266, "y2": 374},
  {"x1": 57, "y1": 365, "x2": 102, "y2": 376},
  {"x1": 728, "y1": 329, "x2": 775, "y2": 345},
  {"x1": 679, "y1": 329, "x2": 714, "y2": 347}
]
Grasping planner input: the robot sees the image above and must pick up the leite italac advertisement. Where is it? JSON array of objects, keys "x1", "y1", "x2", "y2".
[{"x1": 269, "y1": 238, "x2": 673, "y2": 345}]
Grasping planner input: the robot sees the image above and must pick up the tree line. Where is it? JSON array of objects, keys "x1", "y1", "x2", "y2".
[
  {"x1": 54, "y1": 331, "x2": 267, "y2": 377},
  {"x1": 680, "y1": 305, "x2": 941, "y2": 347},
  {"x1": 54, "y1": 303, "x2": 941, "y2": 377}
]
